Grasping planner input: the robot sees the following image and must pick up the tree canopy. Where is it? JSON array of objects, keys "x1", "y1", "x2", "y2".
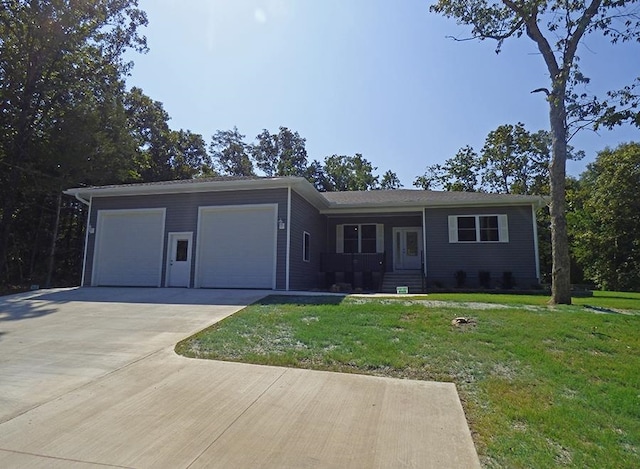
[
  {"x1": 0, "y1": 0, "x2": 149, "y2": 283},
  {"x1": 571, "y1": 142, "x2": 640, "y2": 291}
]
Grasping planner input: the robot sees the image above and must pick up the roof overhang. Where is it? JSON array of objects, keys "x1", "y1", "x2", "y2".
[
  {"x1": 64, "y1": 178, "x2": 547, "y2": 211},
  {"x1": 320, "y1": 197, "x2": 548, "y2": 214},
  {"x1": 63, "y1": 177, "x2": 331, "y2": 210}
]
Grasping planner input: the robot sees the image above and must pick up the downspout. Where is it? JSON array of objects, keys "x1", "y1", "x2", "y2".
[
  {"x1": 80, "y1": 195, "x2": 92, "y2": 287},
  {"x1": 285, "y1": 185, "x2": 292, "y2": 291},
  {"x1": 532, "y1": 204, "x2": 541, "y2": 283}
]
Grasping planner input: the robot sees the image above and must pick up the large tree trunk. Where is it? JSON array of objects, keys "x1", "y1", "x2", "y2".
[{"x1": 548, "y1": 97, "x2": 572, "y2": 304}]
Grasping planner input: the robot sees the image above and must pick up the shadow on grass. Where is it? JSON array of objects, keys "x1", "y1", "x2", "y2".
[{"x1": 256, "y1": 295, "x2": 346, "y2": 306}]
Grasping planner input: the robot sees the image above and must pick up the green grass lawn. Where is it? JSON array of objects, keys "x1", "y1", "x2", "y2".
[{"x1": 176, "y1": 293, "x2": 640, "y2": 468}]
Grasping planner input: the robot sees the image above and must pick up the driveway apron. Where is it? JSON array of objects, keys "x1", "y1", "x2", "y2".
[{"x1": 0, "y1": 287, "x2": 480, "y2": 468}]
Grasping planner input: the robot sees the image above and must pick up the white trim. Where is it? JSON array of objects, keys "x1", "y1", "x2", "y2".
[
  {"x1": 422, "y1": 208, "x2": 427, "y2": 277},
  {"x1": 532, "y1": 204, "x2": 541, "y2": 282},
  {"x1": 80, "y1": 196, "x2": 92, "y2": 286},
  {"x1": 286, "y1": 186, "x2": 291, "y2": 291},
  {"x1": 194, "y1": 203, "x2": 278, "y2": 289},
  {"x1": 92, "y1": 208, "x2": 166, "y2": 287},
  {"x1": 165, "y1": 232, "x2": 193, "y2": 287},
  {"x1": 448, "y1": 214, "x2": 509, "y2": 243},
  {"x1": 376, "y1": 224, "x2": 385, "y2": 253},
  {"x1": 302, "y1": 231, "x2": 311, "y2": 263}
]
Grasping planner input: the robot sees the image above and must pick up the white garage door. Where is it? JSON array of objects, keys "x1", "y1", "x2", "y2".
[
  {"x1": 93, "y1": 209, "x2": 165, "y2": 287},
  {"x1": 197, "y1": 205, "x2": 277, "y2": 289}
]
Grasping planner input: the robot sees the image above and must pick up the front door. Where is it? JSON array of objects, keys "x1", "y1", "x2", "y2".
[
  {"x1": 393, "y1": 228, "x2": 422, "y2": 270},
  {"x1": 166, "y1": 232, "x2": 192, "y2": 287}
]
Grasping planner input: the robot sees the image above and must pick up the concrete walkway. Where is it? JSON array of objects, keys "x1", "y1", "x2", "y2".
[{"x1": 0, "y1": 287, "x2": 480, "y2": 468}]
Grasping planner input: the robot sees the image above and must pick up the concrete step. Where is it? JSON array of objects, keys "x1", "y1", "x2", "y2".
[{"x1": 381, "y1": 272, "x2": 425, "y2": 293}]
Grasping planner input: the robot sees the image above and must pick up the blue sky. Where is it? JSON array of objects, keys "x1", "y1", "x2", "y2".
[{"x1": 125, "y1": 0, "x2": 639, "y2": 187}]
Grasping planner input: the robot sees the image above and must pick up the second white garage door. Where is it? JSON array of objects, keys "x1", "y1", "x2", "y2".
[{"x1": 196, "y1": 204, "x2": 277, "y2": 289}]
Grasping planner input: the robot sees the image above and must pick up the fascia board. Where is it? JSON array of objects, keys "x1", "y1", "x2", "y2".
[
  {"x1": 64, "y1": 177, "x2": 331, "y2": 211},
  {"x1": 319, "y1": 198, "x2": 545, "y2": 214}
]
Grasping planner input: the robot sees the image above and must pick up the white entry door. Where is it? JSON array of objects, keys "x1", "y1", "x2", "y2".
[
  {"x1": 166, "y1": 232, "x2": 193, "y2": 287},
  {"x1": 393, "y1": 228, "x2": 422, "y2": 270}
]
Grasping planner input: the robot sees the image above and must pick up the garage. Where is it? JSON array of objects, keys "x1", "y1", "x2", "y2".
[
  {"x1": 196, "y1": 204, "x2": 277, "y2": 289},
  {"x1": 92, "y1": 209, "x2": 165, "y2": 287}
]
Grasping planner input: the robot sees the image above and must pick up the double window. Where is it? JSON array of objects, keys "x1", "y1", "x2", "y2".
[
  {"x1": 337, "y1": 224, "x2": 383, "y2": 253},
  {"x1": 448, "y1": 215, "x2": 508, "y2": 243}
]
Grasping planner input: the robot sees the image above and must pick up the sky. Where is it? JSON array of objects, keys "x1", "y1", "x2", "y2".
[{"x1": 124, "y1": 0, "x2": 639, "y2": 187}]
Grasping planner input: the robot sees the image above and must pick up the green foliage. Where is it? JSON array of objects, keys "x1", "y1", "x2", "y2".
[
  {"x1": 0, "y1": 0, "x2": 149, "y2": 284},
  {"x1": 124, "y1": 87, "x2": 211, "y2": 181},
  {"x1": 210, "y1": 127, "x2": 254, "y2": 176},
  {"x1": 572, "y1": 143, "x2": 640, "y2": 291},
  {"x1": 321, "y1": 153, "x2": 380, "y2": 191},
  {"x1": 252, "y1": 127, "x2": 309, "y2": 177},
  {"x1": 176, "y1": 295, "x2": 640, "y2": 468},
  {"x1": 416, "y1": 145, "x2": 479, "y2": 192},
  {"x1": 414, "y1": 123, "x2": 582, "y2": 196},
  {"x1": 379, "y1": 170, "x2": 403, "y2": 190}
]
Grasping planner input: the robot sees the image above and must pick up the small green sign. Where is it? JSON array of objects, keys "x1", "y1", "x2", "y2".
[{"x1": 396, "y1": 286, "x2": 409, "y2": 294}]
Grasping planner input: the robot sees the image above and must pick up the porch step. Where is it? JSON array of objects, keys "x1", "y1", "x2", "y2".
[{"x1": 381, "y1": 272, "x2": 425, "y2": 294}]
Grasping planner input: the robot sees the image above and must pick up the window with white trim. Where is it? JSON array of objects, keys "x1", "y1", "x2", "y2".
[
  {"x1": 303, "y1": 231, "x2": 310, "y2": 262},
  {"x1": 448, "y1": 215, "x2": 509, "y2": 243},
  {"x1": 336, "y1": 224, "x2": 384, "y2": 253}
]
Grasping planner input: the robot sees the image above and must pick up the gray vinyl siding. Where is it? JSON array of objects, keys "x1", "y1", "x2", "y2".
[
  {"x1": 424, "y1": 205, "x2": 539, "y2": 288},
  {"x1": 326, "y1": 213, "x2": 423, "y2": 271},
  {"x1": 84, "y1": 189, "x2": 288, "y2": 288},
  {"x1": 289, "y1": 190, "x2": 326, "y2": 290}
]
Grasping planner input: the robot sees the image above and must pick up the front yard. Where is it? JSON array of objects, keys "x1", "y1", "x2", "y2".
[{"x1": 176, "y1": 292, "x2": 640, "y2": 468}]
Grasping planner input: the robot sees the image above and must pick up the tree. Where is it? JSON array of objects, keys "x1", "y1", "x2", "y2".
[
  {"x1": 0, "y1": 0, "x2": 148, "y2": 282},
  {"x1": 571, "y1": 143, "x2": 640, "y2": 291},
  {"x1": 380, "y1": 170, "x2": 403, "y2": 190},
  {"x1": 304, "y1": 159, "x2": 329, "y2": 191},
  {"x1": 322, "y1": 154, "x2": 379, "y2": 191},
  {"x1": 481, "y1": 123, "x2": 552, "y2": 195},
  {"x1": 430, "y1": 0, "x2": 640, "y2": 303},
  {"x1": 169, "y1": 130, "x2": 211, "y2": 179},
  {"x1": 252, "y1": 127, "x2": 309, "y2": 177},
  {"x1": 125, "y1": 88, "x2": 210, "y2": 181},
  {"x1": 210, "y1": 127, "x2": 254, "y2": 176},
  {"x1": 414, "y1": 145, "x2": 479, "y2": 191}
]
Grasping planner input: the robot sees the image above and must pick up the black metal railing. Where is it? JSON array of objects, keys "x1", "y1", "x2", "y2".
[{"x1": 319, "y1": 252, "x2": 386, "y2": 291}]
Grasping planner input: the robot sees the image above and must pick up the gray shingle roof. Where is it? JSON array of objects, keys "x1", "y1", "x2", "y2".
[
  {"x1": 321, "y1": 189, "x2": 543, "y2": 207},
  {"x1": 64, "y1": 176, "x2": 545, "y2": 209}
]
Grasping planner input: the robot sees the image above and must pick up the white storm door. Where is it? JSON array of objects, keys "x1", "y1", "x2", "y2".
[
  {"x1": 393, "y1": 228, "x2": 422, "y2": 270},
  {"x1": 166, "y1": 232, "x2": 192, "y2": 287}
]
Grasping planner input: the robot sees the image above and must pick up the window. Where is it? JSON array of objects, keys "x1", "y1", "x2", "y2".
[
  {"x1": 337, "y1": 224, "x2": 382, "y2": 253},
  {"x1": 303, "y1": 232, "x2": 310, "y2": 262},
  {"x1": 176, "y1": 240, "x2": 189, "y2": 261},
  {"x1": 343, "y1": 225, "x2": 359, "y2": 253},
  {"x1": 448, "y1": 215, "x2": 508, "y2": 243},
  {"x1": 360, "y1": 224, "x2": 377, "y2": 253},
  {"x1": 479, "y1": 216, "x2": 499, "y2": 241}
]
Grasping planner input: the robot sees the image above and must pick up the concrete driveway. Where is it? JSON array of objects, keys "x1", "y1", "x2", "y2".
[{"x1": 0, "y1": 287, "x2": 480, "y2": 468}]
